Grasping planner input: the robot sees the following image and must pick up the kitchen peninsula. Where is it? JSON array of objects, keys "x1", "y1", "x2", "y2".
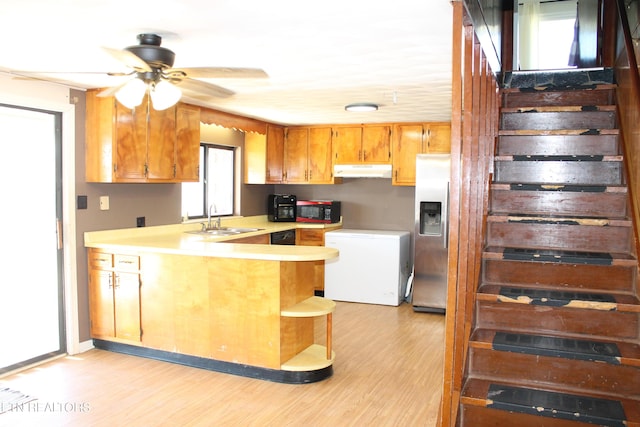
[{"x1": 84, "y1": 217, "x2": 340, "y2": 383}]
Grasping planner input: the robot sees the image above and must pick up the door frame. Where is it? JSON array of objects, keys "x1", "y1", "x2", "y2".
[{"x1": 0, "y1": 76, "x2": 81, "y2": 358}]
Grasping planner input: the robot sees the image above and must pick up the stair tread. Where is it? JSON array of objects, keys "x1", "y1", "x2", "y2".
[
  {"x1": 483, "y1": 247, "x2": 637, "y2": 265},
  {"x1": 470, "y1": 329, "x2": 640, "y2": 366},
  {"x1": 478, "y1": 284, "x2": 640, "y2": 313},
  {"x1": 495, "y1": 154, "x2": 622, "y2": 161},
  {"x1": 491, "y1": 183, "x2": 627, "y2": 193},
  {"x1": 461, "y1": 378, "x2": 640, "y2": 423},
  {"x1": 501, "y1": 105, "x2": 617, "y2": 113},
  {"x1": 499, "y1": 128, "x2": 619, "y2": 136},
  {"x1": 502, "y1": 84, "x2": 617, "y2": 93},
  {"x1": 487, "y1": 214, "x2": 631, "y2": 226}
]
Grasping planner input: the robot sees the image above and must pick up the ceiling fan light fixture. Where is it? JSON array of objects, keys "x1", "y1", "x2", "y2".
[
  {"x1": 115, "y1": 78, "x2": 147, "y2": 109},
  {"x1": 150, "y1": 79, "x2": 182, "y2": 111},
  {"x1": 345, "y1": 103, "x2": 378, "y2": 112}
]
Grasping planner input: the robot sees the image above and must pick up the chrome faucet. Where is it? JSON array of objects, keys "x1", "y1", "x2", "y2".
[{"x1": 208, "y1": 204, "x2": 221, "y2": 229}]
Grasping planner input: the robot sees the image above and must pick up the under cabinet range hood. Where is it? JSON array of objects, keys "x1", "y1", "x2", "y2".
[{"x1": 333, "y1": 164, "x2": 392, "y2": 178}]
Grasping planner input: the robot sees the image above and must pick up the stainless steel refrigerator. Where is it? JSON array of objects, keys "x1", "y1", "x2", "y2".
[{"x1": 412, "y1": 153, "x2": 451, "y2": 313}]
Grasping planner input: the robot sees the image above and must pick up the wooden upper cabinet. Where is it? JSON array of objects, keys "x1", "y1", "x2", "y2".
[
  {"x1": 392, "y1": 122, "x2": 451, "y2": 186},
  {"x1": 85, "y1": 89, "x2": 201, "y2": 183},
  {"x1": 146, "y1": 104, "x2": 177, "y2": 181},
  {"x1": 284, "y1": 127, "x2": 309, "y2": 183},
  {"x1": 175, "y1": 103, "x2": 201, "y2": 182},
  {"x1": 283, "y1": 126, "x2": 335, "y2": 184},
  {"x1": 308, "y1": 127, "x2": 333, "y2": 183},
  {"x1": 113, "y1": 100, "x2": 148, "y2": 180},
  {"x1": 333, "y1": 125, "x2": 391, "y2": 164},
  {"x1": 426, "y1": 123, "x2": 451, "y2": 153},
  {"x1": 362, "y1": 125, "x2": 392, "y2": 163},
  {"x1": 243, "y1": 125, "x2": 284, "y2": 184},
  {"x1": 266, "y1": 126, "x2": 284, "y2": 183},
  {"x1": 332, "y1": 126, "x2": 362, "y2": 164}
]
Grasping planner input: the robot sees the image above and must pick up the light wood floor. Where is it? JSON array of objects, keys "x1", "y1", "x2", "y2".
[{"x1": 0, "y1": 302, "x2": 445, "y2": 427}]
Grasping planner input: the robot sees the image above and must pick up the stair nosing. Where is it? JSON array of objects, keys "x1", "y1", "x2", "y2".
[{"x1": 499, "y1": 129, "x2": 619, "y2": 136}]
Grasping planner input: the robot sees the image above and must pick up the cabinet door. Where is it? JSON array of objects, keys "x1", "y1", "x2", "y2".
[
  {"x1": 308, "y1": 127, "x2": 333, "y2": 184},
  {"x1": 175, "y1": 103, "x2": 201, "y2": 181},
  {"x1": 392, "y1": 124, "x2": 423, "y2": 186},
  {"x1": 426, "y1": 123, "x2": 451, "y2": 153},
  {"x1": 114, "y1": 100, "x2": 147, "y2": 181},
  {"x1": 147, "y1": 104, "x2": 177, "y2": 180},
  {"x1": 284, "y1": 127, "x2": 309, "y2": 183},
  {"x1": 362, "y1": 125, "x2": 391, "y2": 163},
  {"x1": 114, "y1": 272, "x2": 141, "y2": 342},
  {"x1": 333, "y1": 126, "x2": 362, "y2": 164},
  {"x1": 266, "y1": 126, "x2": 284, "y2": 183},
  {"x1": 296, "y1": 228, "x2": 326, "y2": 246},
  {"x1": 88, "y1": 269, "x2": 115, "y2": 338}
]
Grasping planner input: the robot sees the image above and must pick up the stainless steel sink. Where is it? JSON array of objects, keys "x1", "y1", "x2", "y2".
[
  {"x1": 222, "y1": 227, "x2": 262, "y2": 233},
  {"x1": 185, "y1": 227, "x2": 263, "y2": 237}
]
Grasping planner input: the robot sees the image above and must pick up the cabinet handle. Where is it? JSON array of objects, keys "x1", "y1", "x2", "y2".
[{"x1": 114, "y1": 274, "x2": 120, "y2": 289}]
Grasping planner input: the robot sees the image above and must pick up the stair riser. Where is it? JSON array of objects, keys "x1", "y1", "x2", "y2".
[
  {"x1": 501, "y1": 111, "x2": 616, "y2": 130},
  {"x1": 490, "y1": 190, "x2": 628, "y2": 218},
  {"x1": 483, "y1": 259, "x2": 636, "y2": 293},
  {"x1": 494, "y1": 161, "x2": 622, "y2": 185},
  {"x1": 469, "y1": 347, "x2": 640, "y2": 398},
  {"x1": 477, "y1": 301, "x2": 639, "y2": 340},
  {"x1": 502, "y1": 89, "x2": 615, "y2": 109},
  {"x1": 461, "y1": 404, "x2": 605, "y2": 427},
  {"x1": 486, "y1": 222, "x2": 632, "y2": 253},
  {"x1": 497, "y1": 134, "x2": 619, "y2": 156}
]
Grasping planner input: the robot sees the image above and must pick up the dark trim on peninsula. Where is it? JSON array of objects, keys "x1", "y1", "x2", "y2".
[{"x1": 93, "y1": 339, "x2": 333, "y2": 384}]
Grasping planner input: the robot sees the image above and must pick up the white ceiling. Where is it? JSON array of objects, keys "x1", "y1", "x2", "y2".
[{"x1": 0, "y1": 0, "x2": 453, "y2": 126}]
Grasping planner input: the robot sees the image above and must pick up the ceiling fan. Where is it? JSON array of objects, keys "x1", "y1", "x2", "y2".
[
  {"x1": 6, "y1": 33, "x2": 267, "y2": 111},
  {"x1": 97, "y1": 33, "x2": 268, "y2": 110}
]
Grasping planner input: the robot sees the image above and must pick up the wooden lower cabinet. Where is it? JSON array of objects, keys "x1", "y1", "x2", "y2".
[
  {"x1": 88, "y1": 249, "x2": 335, "y2": 373},
  {"x1": 88, "y1": 249, "x2": 141, "y2": 343},
  {"x1": 296, "y1": 226, "x2": 342, "y2": 294}
]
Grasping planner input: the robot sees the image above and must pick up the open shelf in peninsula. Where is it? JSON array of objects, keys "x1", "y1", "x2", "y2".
[{"x1": 281, "y1": 296, "x2": 336, "y2": 371}]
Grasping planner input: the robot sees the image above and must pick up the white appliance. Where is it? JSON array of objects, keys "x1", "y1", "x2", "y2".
[{"x1": 324, "y1": 229, "x2": 410, "y2": 306}]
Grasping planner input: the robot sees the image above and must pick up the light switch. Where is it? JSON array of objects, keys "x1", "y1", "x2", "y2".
[{"x1": 99, "y1": 196, "x2": 110, "y2": 211}]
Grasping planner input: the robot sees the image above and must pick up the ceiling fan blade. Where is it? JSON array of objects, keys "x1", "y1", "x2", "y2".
[
  {"x1": 174, "y1": 78, "x2": 235, "y2": 98},
  {"x1": 102, "y1": 47, "x2": 152, "y2": 73},
  {"x1": 166, "y1": 67, "x2": 268, "y2": 79},
  {"x1": 97, "y1": 83, "x2": 127, "y2": 98}
]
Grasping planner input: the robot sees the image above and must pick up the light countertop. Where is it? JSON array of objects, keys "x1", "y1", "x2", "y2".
[{"x1": 84, "y1": 216, "x2": 341, "y2": 262}]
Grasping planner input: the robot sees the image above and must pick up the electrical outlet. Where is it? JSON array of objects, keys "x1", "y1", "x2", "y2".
[
  {"x1": 77, "y1": 195, "x2": 88, "y2": 210},
  {"x1": 136, "y1": 216, "x2": 145, "y2": 227},
  {"x1": 99, "y1": 196, "x2": 109, "y2": 211}
]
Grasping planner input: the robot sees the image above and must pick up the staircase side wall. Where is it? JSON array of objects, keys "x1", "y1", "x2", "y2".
[
  {"x1": 438, "y1": 3, "x2": 500, "y2": 425},
  {"x1": 614, "y1": 0, "x2": 640, "y2": 266}
]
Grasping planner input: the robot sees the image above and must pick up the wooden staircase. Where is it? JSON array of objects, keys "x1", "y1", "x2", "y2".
[{"x1": 459, "y1": 72, "x2": 640, "y2": 426}]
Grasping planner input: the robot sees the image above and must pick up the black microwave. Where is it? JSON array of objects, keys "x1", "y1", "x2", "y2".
[
  {"x1": 267, "y1": 194, "x2": 297, "y2": 222},
  {"x1": 296, "y1": 200, "x2": 341, "y2": 224}
]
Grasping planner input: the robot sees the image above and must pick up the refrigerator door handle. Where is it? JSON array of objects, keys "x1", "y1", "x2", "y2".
[
  {"x1": 443, "y1": 183, "x2": 449, "y2": 249},
  {"x1": 441, "y1": 181, "x2": 449, "y2": 249}
]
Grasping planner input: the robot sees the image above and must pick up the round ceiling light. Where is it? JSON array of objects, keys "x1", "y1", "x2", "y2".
[{"x1": 345, "y1": 103, "x2": 378, "y2": 112}]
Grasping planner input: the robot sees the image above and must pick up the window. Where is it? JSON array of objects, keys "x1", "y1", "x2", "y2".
[{"x1": 181, "y1": 144, "x2": 235, "y2": 219}]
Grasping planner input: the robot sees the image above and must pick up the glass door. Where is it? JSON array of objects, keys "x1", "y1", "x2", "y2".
[{"x1": 0, "y1": 104, "x2": 65, "y2": 373}]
